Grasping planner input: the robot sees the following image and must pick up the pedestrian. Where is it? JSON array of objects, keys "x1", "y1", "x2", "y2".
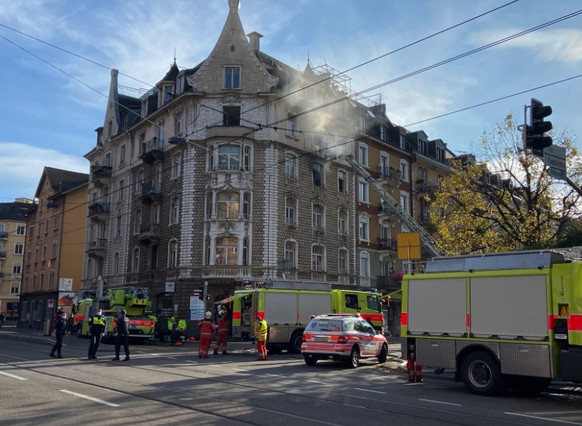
[
  {"x1": 0, "y1": 311, "x2": 4, "y2": 328},
  {"x1": 87, "y1": 308, "x2": 106, "y2": 360},
  {"x1": 253, "y1": 312, "x2": 268, "y2": 361},
  {"x1": 214, "y1": 310, "x2": 229, "y2": 355},
  {"x1": 112, "y1": 310, "x2": 130, "y2": 361},
  {"x1": 198, "y1": 311, "x2": 215, "y2": 358},
  {"x1": 49, "y1": 310, "x2": 66, "y2": 358}
]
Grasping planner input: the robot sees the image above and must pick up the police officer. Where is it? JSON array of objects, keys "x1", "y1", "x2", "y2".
[
  {"x1": 88, "y1": 308, "x2": 106, "y2": 360},
  {"x1": 112, "y1": 310, "x2": 130, "y2": 361},
  {"x1": 49, "y1": 310, "x2": 66, "y2": 358}
]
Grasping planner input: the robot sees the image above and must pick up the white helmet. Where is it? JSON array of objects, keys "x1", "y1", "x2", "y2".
[{"x1": 205, "y1": 311, "x2": 212, "y2": 319}]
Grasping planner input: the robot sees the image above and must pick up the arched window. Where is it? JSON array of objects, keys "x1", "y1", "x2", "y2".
[
  {"x1": 285, "y1": 153, "x2": 297, "y2": 179},
  {"x1": 338, "y1": 248, "x2": 349, "y2": 275},
  {"x1": 243, "y1": 237, "x2": 249, "y2": 266},
  {"x1": 359, "y1": 214, "x2": 369, "y2": 241},
  {"x1": 359, "y1": 251, "x2": 370, "y2": 277},
  {"x1": 170, "y1": 197, "x2": 180, "y2": 224},
  {"x1": 311, "y1": 245, "x2": 325, "y2": 272},
  {"x1": 285, "y1": 197, "x2": 297, "y2": 225},
  {"x1": 338, "y1": 209, "x2": 348, "y2": 235},
  {"x1": 285, "y1": 240, "x2": 297, "y2": 269},
  {"x1": 132, "y1": 247, "x2": 140, "y2": 273},
  {"x1": 168, "y1": 240, "x2": 178, "y2": 268}
]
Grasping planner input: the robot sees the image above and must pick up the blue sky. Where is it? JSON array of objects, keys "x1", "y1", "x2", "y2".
[{"x1": 1, "y1": 0, "x2": 581, "y2": 201}]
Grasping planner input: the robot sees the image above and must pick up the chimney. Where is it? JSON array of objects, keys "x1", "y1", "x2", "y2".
[{"x1": 247, "y1": 31, "x2": 263, "y2": 51}]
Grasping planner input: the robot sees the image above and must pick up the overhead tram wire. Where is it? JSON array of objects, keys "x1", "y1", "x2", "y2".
[
  {"x1": 3, "y1": 9, "x2": 580, "y2": 223},
  {"x1": 0, "y1": 0, "x2": 520, "y2": 139}
]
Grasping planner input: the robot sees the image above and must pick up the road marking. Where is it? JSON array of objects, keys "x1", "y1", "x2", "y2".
[
  {"x1": 266, "y1": 373, "x2": 285, "y2": 377},
  {"x1": 354, "y1": 388, "x2": 386, "y2": 395},
  {"x1": 419, "y1": 398, "x2": 461, "y2": 407},
  {"x1": 60, "y1": 389, "x2": 119, "y2": 407},
  {"x1": 234, "y1": 368, "x2": 249, "y2": 373},
  {"x1": 185, "y1": 360, "x2": 198, "y2": 364},
  {"x1": 166, "y1": 356, "x2": 177, "y2": 360},
  {"x1": 255, "y1": 406, "x2": 340, "y2": 425},
  {"x1": 505, "y1": 412, "x2": 582, "y2": 425},
  {"x1": 0, "y1": 371, "x2": 27, "y2": 381}
]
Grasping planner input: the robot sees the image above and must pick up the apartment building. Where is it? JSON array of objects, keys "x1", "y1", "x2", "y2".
[
  {"x1": 19, "y1": 167, "x2": 88, "y2": 330},
  {"x1": 82, "y1": 0, "x2": 451, "y2": 326},
  {"x1": 0, "y1": 199, "x2": 32, "y2": 321}
]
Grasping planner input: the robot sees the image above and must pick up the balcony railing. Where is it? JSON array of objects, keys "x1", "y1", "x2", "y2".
[
  {"x1": 378, "y1": 238, "x2": 397, "y2": 251},
  {"x1": 140, "y1": 181, "x2": 162, "y2": 205},
  {"x1": 139, "y1": 137, "x2": 164, "y2": 165},
  {"x1": 88, "y1": 202, "x2": 110, "y2": 220},
  {"x1": 91, "y1": 164, "x2": 112, "y2": 187},
  {"x1": 0, "y1": 231, "x2": 8, "y2": 239},
  {"x1": 139, "y1": 224, "x2": 160, "y2": 245},
  {"x1": 0, "y1": 251, "x2": 6, "y2": 259},
  {"x1": 86, "y1": 239, "x2": 107, "y2": 258},
  {"x1": 378, "y1": 167, "x2": 401, "y2": 186}
]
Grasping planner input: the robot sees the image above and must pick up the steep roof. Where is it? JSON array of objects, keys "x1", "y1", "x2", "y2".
[{"x1": 35, "y1": 167, "x2": 89, "y2": 198}]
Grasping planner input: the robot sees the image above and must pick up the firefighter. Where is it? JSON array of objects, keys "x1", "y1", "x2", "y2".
[
  {"x1": 148, "y1": 313, "x2": 158, "y2": 340},
  {"x1": 49, "y1": 310, "x2": 66, "y2": 358},
  {"x1": 87, "y1": 308, "x2": 106, "y2": 360},
  {"x1": 171, "y1": 318, "x2": 187, "y2": 346},
  {"x1": 166, "y1": 314, "x2": 176, "y2": 343},
  {"x1": 198, "y1": 311, "x2": 215, "y2": 358},
  {"x1": 214, "y1": 310, "x2": 229, "y2": 355},
  {"x1": 253, "y1": 312, "x2": 268, "y2": 361}
]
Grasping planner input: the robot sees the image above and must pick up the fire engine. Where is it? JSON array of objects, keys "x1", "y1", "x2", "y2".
[
  {"x1": 401, "y1": 250, "x2": 582, "y2": 396},
  {"x1": 228, "y1": 280, "x2": 384, "y2": 354},
  {"x1": 73, "y1": 287, "x2": 155, "y2": 343}
]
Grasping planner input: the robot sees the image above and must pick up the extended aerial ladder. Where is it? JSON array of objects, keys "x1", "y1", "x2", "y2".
[{"x1": 344, "y1": 155, "x2": 445, "y2": 258}]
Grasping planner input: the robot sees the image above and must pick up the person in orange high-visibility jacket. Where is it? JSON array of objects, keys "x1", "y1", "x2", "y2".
[
  {"x1": 198, "y1": 311, "x2": 215, "y2": 358},
  {"x1": 253, "y1": 313, "x2": 268, "y2": 361},
  {"x1": 214, "y1": 310, "x2": 229, "y2": 355}
]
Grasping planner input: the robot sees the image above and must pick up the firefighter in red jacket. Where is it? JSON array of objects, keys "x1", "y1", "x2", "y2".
[
  {"x1": 198, "y1": 311, "x2": 215, "y2": 358},
  {"x1": 214, "y1": 310, "x2": 229, "y2": 355}
]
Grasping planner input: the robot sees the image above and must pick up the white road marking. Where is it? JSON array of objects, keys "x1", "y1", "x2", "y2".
[
  {"x1": 505, "y1": 412, "x2": 582, "y2": 425},
  {"x1": 0, "y1": 371, "x2": 27, "y2": 381},
  {"x1": 266, "y1": 373, "x2": 285, "y2": 377},
  {"x1": 60, "y1": 389, "x2": 120, "y2": 407},
  {"x1": 419, "y1": 398, "x2": 461, "y2": 407},
  {"x1": 185, "y1": 360, "x2": 198, "y2": 364},
  {"x1": 234, "y1": 368, "x2": 249, "y2": 373},
  {"x1": 354, "y1": 388, "x2": 386, "y2": 395}
]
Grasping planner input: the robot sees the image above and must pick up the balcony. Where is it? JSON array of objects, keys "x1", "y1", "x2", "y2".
[
  {"x1": 139, "y1": 137, "x2": 164, "y2": 165},
  {"x1": 206, "y1": 125, "x2": 253, "y2": 139},
  {"x1": 415, "y1": 179, "x2": 433, "y2": 193},
  {"x1": 91, "y1": 164, "x2": 112, "y2": 187},
  {"x1": 87, "y1": 202, "x2": 110, "y2": 221},
  {"x1": 378, "y1": 167, "x2": 401, "y2": 187},
  {"x1": 86, "y1": 239, "x2": 107, "y2": 258},
  {"x1": 140, "y1": 182, "x2": 162, "y2": 205},
  {"x1": 377, "y1": 202, "x2": 398, "y2": 218},
  {"x1": 0, "y1": 231, "x2": 8, "y2": 240},
  {"x1": 378, "y1": 238, "x2": 397, "y2": 251},
  {"x1": 139, "y1": 224, "x2": 160, "y2": 245}
]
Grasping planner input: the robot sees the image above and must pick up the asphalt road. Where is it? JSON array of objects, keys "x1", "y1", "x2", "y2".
[{"x1": 1, "y1": 327, "x2": 582, "y2": 425}]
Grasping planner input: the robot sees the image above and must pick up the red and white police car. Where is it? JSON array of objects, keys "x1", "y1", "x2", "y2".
[{"x1": 301, "y1": 314, "x2": 388, "y2": 368}]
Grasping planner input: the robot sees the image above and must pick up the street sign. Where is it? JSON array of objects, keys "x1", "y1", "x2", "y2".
[{"x1": 542, "y1": 145, "x2": 566, "y2": 180}]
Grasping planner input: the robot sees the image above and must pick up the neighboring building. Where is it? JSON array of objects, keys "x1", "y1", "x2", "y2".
[
  {"x1": 0, "y1": 199, "x2": 33, "y2": 321},
  {"x1": 81, "y1": 0, "x2": 452, "y2": 330},
  {"x1": 18, "y1": 167, "x2": 88, "y2": 331}
]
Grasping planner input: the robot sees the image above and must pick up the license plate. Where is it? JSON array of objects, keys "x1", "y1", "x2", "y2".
[{"x1": 314, "y1": 336, "x2": 328, "y2": 342}]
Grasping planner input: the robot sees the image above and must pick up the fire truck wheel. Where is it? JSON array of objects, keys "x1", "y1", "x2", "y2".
[
  {"x1": 304, "y1": 355, "x2": 318, "y2": 366},
  {"x1": 348, "y1": 347, "x2": 360, "y2": 368},
  {"x1": 289, "y1": 330, "x2": 304, "y2": 354},
  {"x1": 378, "y1": 344, "x2": 388, "y2": 364},
  {"x1": 460, "y1": 351, "x2": 505, "y2": 396}
]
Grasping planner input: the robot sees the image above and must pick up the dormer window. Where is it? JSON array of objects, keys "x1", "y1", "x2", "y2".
[
  {"x1": 163, "y1": 85, "x2": 173, "y2": 104},
  {"x1": 224, "y1": 66, "x2": 241, "y2": 89}
]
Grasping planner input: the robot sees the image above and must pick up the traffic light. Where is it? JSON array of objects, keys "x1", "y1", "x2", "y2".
[{"x1": 524, "y1": 98, "x2": 552, "y2": 156}]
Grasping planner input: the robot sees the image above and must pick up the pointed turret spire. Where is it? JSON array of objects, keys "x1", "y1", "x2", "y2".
[{"x1": 228, "y1": 0, "x2": 239, "y2": 12}]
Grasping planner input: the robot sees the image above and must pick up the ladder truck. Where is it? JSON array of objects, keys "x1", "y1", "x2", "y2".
[{"x1": 344, "y1": 155, "x2": 445, "y2": 258}]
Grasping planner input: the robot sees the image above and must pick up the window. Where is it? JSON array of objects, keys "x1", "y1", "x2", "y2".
[
  {"x1": 359, "y1": 214, "x2": 369, "y2": 241},
  {"x1": 243, "y1": 146, "x2": 251, "y2": 171},
  {"x1": 170, "y1": 197, "x2": 180, "y2": 224},
  {"x1": 338, "y1": 209, "x2": 348, "y2": 235},
  {"x1": 224, "y1": 66, "x2": 241, "y2": 89},
  {"x1": 400, "y1": 192, "x2": 409, "y2": 213},
  {"x1": 134, "y1": 209, "x2": 142, "y2": 235},
  {"x1": 14, "y1": 243, "x2": 23, "y2": 255},
  {"x1": 205, "y1": 236, "x2": 211, "y2": 266},
  {"x1": 215, "y1": 236, "x2": 238, "y2": 265},
  {"x1": 119, "y1": 179, "x2": 125, "y2": 201},
  {"x1": 175, "y1": 111, "x2": 183, "y2": 135},
  {"x1": 400, "y1": 160, "x2": 408, "y2": 181},
  {"x1": 242, "y1": 238, "x2": 249, "y2": 266},
  {"x1": 312, "y1": 204, "x2": 324, "y2": 231},
  {"x1": 40, "y1": 272, "x2": 44, "y2": 289},
  {"x1": 45, "y1": 219, "x2": 49, "y2": 234},
  {"x1": 132, "y1": 247, "x2": 140, "y2": 272},
  {"x1": 285, "y1": 153, "x2": 297, "y2": 179},
  {"x1": 218, "y1": 145, "x2": 240, "y2": 170},
  {"x1": 157, "y1": 121, "x2": 165, "y2": 144},
  {"x1": 312, "y1": 163, "x2": 323, "y2": 187},
  {"x1": 49, "y1": 270, "x2": 55, "y2": 289},
  {"x1": 243, "y1": 192, "x2": 250, "y2": 219},
  {"x1": 360, "y1": 252, "x2": 370, "y2": 277},
  {"x1": 285, "y1": 197, "x2": 297, "y2": 225},
  {"x1": 150, "y1": 245, "x2": 159, "y2": 270},
  {"x1": 16, "y1": 225, "x2": 25, "y2": 236},
  {"x1": 400, "y1": 134, "x2": 407, "y2": 150},
  {"x1": 172, "y1": 153, "x2": 182, "y2": 178},
  {"x1": 380, "y1": 154, "x2": 389, "y2": 178},
  {"x1": 114, "y1": 252, "x2": 120, "y2": 275},
  {"x1": 358, "y1": 144, "x2": 368, "y2": 166},
  {"x1": 152, "y1": 204, "x2": 161, "y2": 225},
  {"x1": 419, "y1": 139, "x2": 427, "y2": 155},
  {"x1": 337, "y1": 170, "x2": 346, "y2": 193},
  {"x1": 285, "y1": 240, "x2": 297, "y2": 269},
  {"x1": 120, "y1": 145, "x2": 126, "y2": 164},
  {"x1": 116, "y1": 216, "x2": 122, "y2": 238},
  {"x1": 311, "y1": 245, "x2": 325, "y2": 272},
  {"x1": 437, "y1": 147, "x2": 445, "y2": 162},
  {"x1": 338, "y1": 249, "x2": 348, "y2": 275},
  {"x1": 13, "y1": 262, "x2": 21, "y2": 275},
  {"x1": 286, "y1": 113, "x2": 297, "y2": 137},
  {"x1": 51, "y1": 241, "x2": 57, "y2": 258},
  {"x1": 223, "y1": 106, "x2": 241, "y2": 126},
  {"x1": 217, "y1": 192, "x2": 240, "y2": 219},
  {"x1": 380, "y1": 126, "x2": 386, "y2": 141},
  {"x1": 53, "y1": 213, "x2": 59, "y2": 230},
  {"x1": 358, "y1": 179, "x2": 368, "y2": 203},
  {"x1": 29, "y1": 225, "x2": 34, "y2": 240},
  {"x1": 168, "y1": 240, "x2": 178, "y2": 268},
  {"x1": 163, "y1": 84, "x2": 173, "y2": 103}
]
